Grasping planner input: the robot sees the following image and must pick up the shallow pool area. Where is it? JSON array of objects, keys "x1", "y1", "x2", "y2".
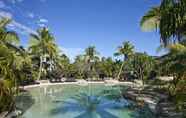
[{"x1": 16, "y1": 84, "x2": 154, "y2": 118}]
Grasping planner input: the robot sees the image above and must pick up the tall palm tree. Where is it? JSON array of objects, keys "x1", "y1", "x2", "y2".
[
  {"x1": 84, "y1": 46, "x2": 99, "y2": 78},
  {"x1": 29, "y1": 27, "x2": 59, "y2": 80},
  {"x1": 85, "y1": 46, "x2": 99, "y2": 62},
  {"x1": 140, "y1": 0, "x2": 186, "y2": 46},
  {"x1": 0, "y1": 17, "x2": 29, "y2": 112},
  {"x1": 114, "y1": 41, "x2": 134, "y2": 79},
  {"x1": 0, "y1": 17, "x2": 23, "y2": 85}
]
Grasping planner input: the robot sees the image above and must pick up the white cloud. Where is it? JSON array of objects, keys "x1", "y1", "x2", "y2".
[
  {"x1": 59, "y1": 47, "x2": 84, "y2": 62},
  {"x1": 38, "y1": 23, "x2": 46, "y2": 27},
  {"x1": 11, "y1": 20, "x2": 37, "y2": 34},
  {"x1": 0, "y1": 11, "x2": 13, "y2": 18},
  {"x1": 0, "y1": 11, "x2": 37, "y2": 34},
  {"x1": 37, "y1": 18, "x2": 48, "y2": 27},
  {"x1": 39, "y1": 18, "x2": 48, "y2": 23}
]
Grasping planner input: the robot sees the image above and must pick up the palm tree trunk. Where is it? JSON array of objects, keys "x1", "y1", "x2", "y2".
[
  {"x1": 37, "y1": 56, "x2": 43, "y2": 80},
  {"x1": 139, "y1": 67, "x2": 144, "y2": 88},
  {"x1": 117, "y1": 62, "x2": 124, "y2": 80}
]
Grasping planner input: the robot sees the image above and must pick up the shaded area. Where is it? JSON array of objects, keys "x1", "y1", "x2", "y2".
[
  {"x1": 15, "y1": 91, "x2": 35, "y2": 114},
  {"x1": 100, "y1": 85, "x2": 129, "y2": 100},
  {"x1": 50, "y1": 86, "x2": 133, "y2": 118},
  {"x1": 129, "y1": 104, "x2": 155, "y2": 118}
]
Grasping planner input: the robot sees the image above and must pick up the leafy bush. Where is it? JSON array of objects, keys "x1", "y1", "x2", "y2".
[{"x1": 0, "y1": 80, "x2": 15, "y2": 113}]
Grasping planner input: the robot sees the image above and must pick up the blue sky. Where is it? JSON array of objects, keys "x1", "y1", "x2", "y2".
[{"x1": 0, "y1": 0, "x2": 161, "y2": 60}]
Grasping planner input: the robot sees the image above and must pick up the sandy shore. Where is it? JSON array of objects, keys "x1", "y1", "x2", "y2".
[{"x1": 23, "y1": 80, "x2": 135, "y2": 89}]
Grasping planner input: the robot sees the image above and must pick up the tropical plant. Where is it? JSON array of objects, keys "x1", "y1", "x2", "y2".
[
  {"x1": 141, "y1": 0, "x2": 186, "y2": 114},
  {"x1": 160, "y1": 44, "x2": 186, "y2": 91},
  {"x1": 0, "y1": 18, "x2": 19, "y2": 50},
  {"x1": 141, "y1": 0, "x2": 186, "y2": 46},
  {"x1": 96, "y1": 57, "x2": 115, "y2": 79},
  {"x1": 131, "y1": 52, "x2": 155, "y2": 85},
  {"x1": 159, "y1": 43, "x2": 186, "y2": 113},
  {"x1": 28, "y1": 27, "x2": 59, "y2": 80},
  {"x1": 74, "y1": 55, "x2": 87, "y2": 79},
  {"x1": 114, "y1": 41, "x2": 134, "y2": 79},
  {"x1": 57, "y1": 54, "x2": 70, "y2": 77},
  {"x1": 0, "y1": 17, "x2": 31, "y2": 113},
  {"x1": 84, "y1": 46, "x2": 100, "y2": 79},
  {"x1": 0, "y1": 80, "x2": 14, "y2": 113}
]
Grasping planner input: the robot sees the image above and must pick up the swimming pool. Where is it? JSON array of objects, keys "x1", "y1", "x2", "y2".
[{"x1": 16, "y1": 84, "x2": 154, "y2": 118}]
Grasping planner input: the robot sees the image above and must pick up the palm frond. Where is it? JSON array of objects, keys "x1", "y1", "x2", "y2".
[
  {"x1": 140, "y1": 7, "x2": 160, "y2": 32},
  {"x1": 0, "y1": 18, "x2": 11, "y2": 28},
  {"x1": 5, "y1": 31, "x2": 20, "y2": 45}
]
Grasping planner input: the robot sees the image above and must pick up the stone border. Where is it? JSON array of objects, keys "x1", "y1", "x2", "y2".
[{"x1": 123, "y1": 87, "x2": 184, "y2": 118}]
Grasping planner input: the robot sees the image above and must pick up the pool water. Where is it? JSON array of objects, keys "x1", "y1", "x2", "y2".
[{"x1": 16, "y1": 84, "x2": 153, "y2": 118}]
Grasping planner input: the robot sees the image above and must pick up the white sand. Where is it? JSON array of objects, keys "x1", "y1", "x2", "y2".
[{"x1": 23, "y1": 80, "x2": 135, "y2": 89}]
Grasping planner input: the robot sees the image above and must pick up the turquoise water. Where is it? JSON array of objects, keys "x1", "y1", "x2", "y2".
[{"x1": 16, "y1": 84, "x2": 152, "y2": 118}]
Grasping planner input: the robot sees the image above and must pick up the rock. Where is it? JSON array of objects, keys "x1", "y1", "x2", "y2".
[
  {"x1": 123, "y1": 86, "x2": 184, "y2": 118},
  {"x1": 0, "y1": 111, "x2": 8, "y2": 118},
  {"x1": 5, "y1": 110, "x2": 22, "y2": 118}
]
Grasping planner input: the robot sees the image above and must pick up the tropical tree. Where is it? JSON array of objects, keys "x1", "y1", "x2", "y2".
[
  {"x1": 28, "y1": 27, "x2": 59, "y2": 80},
  {"x1": 59, "y1": 54, "x2": 79, "y2": 79},
  {"x1": 84, "y1": 46, "x2": 99, "y2": 79},
  {"x1": 159, "y1": 43, "x2": 186, "y2": 112},
  {"x1": 74, "y1": 55, "x2": 87, "y2": 79},
  {"x1": 160, "y1": 44, "x2": 186, "y2": 90},
  {"x1": 0, "y1": 17, "x2": 31, "y2": 113},
  {"x1": 114, "y1": 41, "x2": 134, "y2": 79},
  {"x1": 141, "y1": 0, "x2": 186, "y2": 46},
  {"x1": 141, "y1": 0, "x2": 186, "y2": 113},
  {"x1": 57, "y1": 54, "x2": 70, "y2": 77},
  {"x1": 96, "y1": 57, "x2": 115, "y2": 79},
  {"x1": 0, "y1": 18, "x2": 19, "y2": 50},
  {"x1": 131, "y1": 52, "x2": 155, "y2": 85}
]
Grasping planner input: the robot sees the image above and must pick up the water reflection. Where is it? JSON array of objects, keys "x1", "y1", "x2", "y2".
[
  {"x1": 16, "y1": 92, "x2": 35, "y2": 114},
  {"x1": 16, "y1": 84, "x2": 154, "y2": 118},
  {"x1": 50, "y1": 86, "x2": 132, "y2": 118}
]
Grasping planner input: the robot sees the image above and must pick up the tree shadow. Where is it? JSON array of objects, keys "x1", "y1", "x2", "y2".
[
  {"x1": 129, "y1": 104, "x2": 155, "y2": 118},
  {"x1": 15, "y1": 91, "x2": 35, "y2": 114},
  {"x1": 49, "y1": 87, "x2": 132, "y2": 118}
]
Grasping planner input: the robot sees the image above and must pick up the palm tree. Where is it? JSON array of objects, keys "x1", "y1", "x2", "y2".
[
  {"x1": 0, "y1": 17, "x2": 24, "y2": 86},
  {"x1": 160, "y1": 44, "x2": 186, "y2": 87},
  {"x1": 159, "y1": 43, "x2": 186, "y2": 112},
  {"x1": 57, "y1": 54, "x2": 70, "y2": 78},
  {"x1": 84, "y1": 46, "x2": 99, "y2": 78},
  {"x1": 140, "y1": 7, "x2": 160, "y2": 32},
  {"x1": 114, "y1": 41, "x2": 134, "y2": 79},
  {"x1": 140, "y1": 0, "x2": 186, "y2": 46},
  {"x1": 85, "y1": 46, "x2": 99, "y2": 62},
  {"x1": 28, "y1": 27, "x2": 59, "y2": 80},
  {"x1": 74, "y1": 55, "x2": 87, "y2": 79},
  {"x1": 0, "y1": 18, "x2": 20, "y2": 50},
  {"x1": 0, "y1": 17, "x2": 30, "y2": 112}
]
